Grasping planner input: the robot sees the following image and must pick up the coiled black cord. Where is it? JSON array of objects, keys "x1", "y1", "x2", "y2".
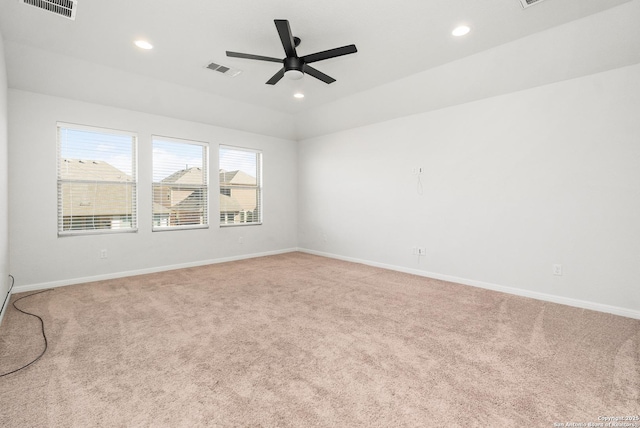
[{"x1": 0, "y1": 281, "x2": 51, "y2": 378}]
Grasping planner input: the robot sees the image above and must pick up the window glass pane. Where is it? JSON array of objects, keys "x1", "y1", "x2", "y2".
[
  {"x1": 153, "y1": 137, "x2": 208, "y2": 230},
  {"x1": 219, "y1": 146, "x2": 262, "y2": 226},
  {"x1": 57, "y1": 124, "x2": 137, "y2": 235}
]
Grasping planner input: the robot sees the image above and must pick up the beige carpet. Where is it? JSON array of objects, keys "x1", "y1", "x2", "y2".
[{"x1": 0, "y1": 252, "x2": 638, "y2": 427}]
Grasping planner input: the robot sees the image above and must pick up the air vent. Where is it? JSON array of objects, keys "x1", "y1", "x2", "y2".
[
  {"x1": 206, "y1": 62, "x2": 242, "y2": 78},
  {"x1": 20, "y1": 0, "x2": 77, "y2": 20},
  {"x1": 519, "y1": 0, "x2": 547, "y2": 8}
]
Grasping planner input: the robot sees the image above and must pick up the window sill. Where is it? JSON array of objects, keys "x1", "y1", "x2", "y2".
[
  {"x1": 58, "y1": 228, "x2": 139, "y2": 237},
  {"x1": 152, "y1": 225, "x2": 210, "y2": 232}
]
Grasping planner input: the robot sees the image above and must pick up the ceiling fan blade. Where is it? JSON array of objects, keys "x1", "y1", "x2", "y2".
[
  {"x1": 226, "y1": 51, "x2": 282, "y2": 63},
  {"x1": 266, "y1": 68, "x2": 286, "y2": 85},
  {"x1": 303, "y1": 65, "x2": 336, "y2": 84},
  {"x1": 274, "y1": 20, "x2": 297, "y2": 57},
  {"x1": 301, "y1": 44, "x2": 358, "y2": 64}
]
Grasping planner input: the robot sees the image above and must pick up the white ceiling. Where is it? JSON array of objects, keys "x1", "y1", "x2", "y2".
[{"x1": 0, "y1": 0, "x2": 633, "y2": 116}]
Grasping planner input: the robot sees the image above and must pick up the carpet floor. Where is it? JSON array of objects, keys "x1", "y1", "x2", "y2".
[{"x1": 0, "y1": 252, "x2": 638, "y2": 427}]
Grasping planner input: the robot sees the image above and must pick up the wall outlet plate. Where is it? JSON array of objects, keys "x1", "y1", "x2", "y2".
[{"x1": 553, "y1": 264, "x2": 562, "y2": 276}]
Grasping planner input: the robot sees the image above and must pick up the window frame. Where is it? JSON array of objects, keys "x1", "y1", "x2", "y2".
[
  {"x1": 219, "y1": 145, "x2": 263, "y2": 227},
  {"x1": 152, "y1": 135, "x2": 209, "y2": 232},
  {"x1": 57, "y1": 122, "x2": 138, "y2": 237}
]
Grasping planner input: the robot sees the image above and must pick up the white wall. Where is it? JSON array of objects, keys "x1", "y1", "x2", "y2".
[
  {"x1": 8, "y1": 90, "x2": 298, "y2": 289},
  {"x1": 295, "y1": 0, "x2": 640, "y2": 140},
  {"x1": 298, "y1": 63, "x2": 640, "y2": 317},
  {"x1": 0, "y1": 31, "x2": 9, "y2": 323},
  {"x1": 3, "y1": 42, "x2": 296, "y2": 141},
  {"x1": 4, "y1": 3, "x2": 640, "y2": 319}
]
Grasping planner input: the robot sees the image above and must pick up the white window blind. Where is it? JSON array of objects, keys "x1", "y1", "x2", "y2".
[
  {"x1": 57, "y1": 123, "x2": 137, "y2": 235},
  {"x1": 152, "y1": 136, "x2": 208, "y2": 230},
  {"x1": 219, "y1": 146, "x2": 262, "y2": 226}
]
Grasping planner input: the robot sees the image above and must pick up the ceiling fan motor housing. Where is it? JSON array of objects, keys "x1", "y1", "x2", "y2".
[
  {"x1": 284, "y1": 56, "x2": 304, "y2": 72},
  {"x1": 226, "y1": 19, "x2": 357, "y2": 85}
]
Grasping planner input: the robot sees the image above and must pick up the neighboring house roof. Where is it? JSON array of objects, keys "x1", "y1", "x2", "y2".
[
  {"x1": 157, "y1": 167, "x2": 206, "y2": 208},
  {"x1": 61, "y1": 182, "x2": 134, "y2": 216},
  {"x1": 162, "y1": 167, "x2": 256, "y2": 186},
  {"x1": 162, "y1": 167, "x2": 204, "y2": 184},
  {"x1": 153, "y1": 202, "x2": 171, "y2": 215},
  {"x1": 60, "y1": 159, "x2": 132, "y2": 182},
  {"x1": 173, "y1": 189, "x2": 205, "y2": 212},
  {"x1": 219, "y1": 169, "x2": 256, "y2": 186},
  {"x1": 220, "y1": 194, "x2": 243, "y2": 212},
  {"x1": 61, "y1": 161, "x2": 254, "y2": 218},
  {"x1": 219, "y1": 170, "x2": 258, "y2": 212},
  {"x1": 60, "y1": 159, "x2": 133, "y2": 217}
]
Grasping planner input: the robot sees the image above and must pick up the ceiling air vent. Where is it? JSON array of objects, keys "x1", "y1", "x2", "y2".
[
  {"x1": 206, "y1": 62, "x2": 242, "y2": 78},
  {"x1": 519, "y1": 0, "x2": 547, "y2": 8},
  {"x1": 20, "y1": 0, "x2": 77, "y2": 20}
]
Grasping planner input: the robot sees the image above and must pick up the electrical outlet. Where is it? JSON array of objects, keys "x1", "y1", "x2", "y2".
[
  {"x1": 238, "y1": 237, "x2": 243, "y2": 244},
  {"x1": 100, "y1": 249, "x2": 108, "y2": 259},
  {"x1": 413, "y1": 247, "x2": 426, "y2": 256},
  {"x1": 553, "y1": 264, "x2": 562, "y2": 276}
]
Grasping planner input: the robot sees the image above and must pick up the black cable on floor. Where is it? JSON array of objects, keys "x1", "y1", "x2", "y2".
[{"x1": 0, "y1": 287, "x2": 52, "y2": 377}]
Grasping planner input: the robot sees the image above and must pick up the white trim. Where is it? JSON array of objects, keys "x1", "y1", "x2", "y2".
[
  {"x1": 152, "y1": 224, "x2": 209, "y2": 232},
  {"x1": 57, "y1": 121, "x2": 137, "y2": 138},
  {"x1": 219, "y1": 144, "x2": 262, "y2": 154},
  {"x1": 152, "y1": 134, "x2": 210, "y2": 147},
  {"x1": 12, "y1": 248, "x2": 299, "y2": 293},
  {"x1": 298, "y1": 248, "x2": 640, "y2": 320},
  {"x1": 13, "y1": 247, "x2": 639, "y2": 320},
  {"x1": 58, "y1": 228, "x2": 139, "y2": 237},
  {"x1": 152, "y1": 136, "x2": 209, "y2": 230},
  {"x1": 57, "y1": 123, "x2": 139, "y2": 235}
]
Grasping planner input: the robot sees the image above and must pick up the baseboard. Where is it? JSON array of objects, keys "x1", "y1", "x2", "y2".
[
  {"x1": 298, "y1": 248, "x2": 640, "y2": 320},
  {"x1": 12, "y1": 248, "x2": 299, "y2": 294},
  {"x1": 12, "y1": 247, "x2": 640, "y2": 320}
]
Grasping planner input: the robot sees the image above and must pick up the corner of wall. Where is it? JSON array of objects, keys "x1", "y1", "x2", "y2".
[{"x1": 0, "y1": 29, "x2": 10, "y2": 325}]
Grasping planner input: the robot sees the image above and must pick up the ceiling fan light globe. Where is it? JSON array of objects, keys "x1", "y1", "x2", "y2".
[{"x1": 285, "y1": 69, "x2": 304, "y2": 80}]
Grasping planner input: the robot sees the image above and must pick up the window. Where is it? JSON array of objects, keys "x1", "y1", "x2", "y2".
[
  {"x1": 57, "y1": 123, "x2": 137, "y2": 235},
  {"x1": 219, "y1": 146, "x2": 262, "y2": 226},
  {"x1": 152, "y1": 136, "x2": 208, "y2": 230}
]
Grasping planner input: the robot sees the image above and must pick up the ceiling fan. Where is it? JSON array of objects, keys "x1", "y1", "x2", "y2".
[{"x1": 226, "y1": 19, "x2": 358, "y2": 85}]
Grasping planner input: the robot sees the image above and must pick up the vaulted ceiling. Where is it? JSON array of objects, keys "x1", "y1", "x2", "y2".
[{"x1": 0, "y1": 0, "x2": 637, "y2": 139}]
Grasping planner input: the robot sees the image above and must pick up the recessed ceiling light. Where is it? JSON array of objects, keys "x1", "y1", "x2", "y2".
[
  {"x1": 452, "y1": 26, "x2": 470, "y2": 37},
  {"x1": 293, "y1": 93, "x2": 305, "y2": 99},
  {"x1": 134, "y1": 40, "x2": 153, "y2": 50}
]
